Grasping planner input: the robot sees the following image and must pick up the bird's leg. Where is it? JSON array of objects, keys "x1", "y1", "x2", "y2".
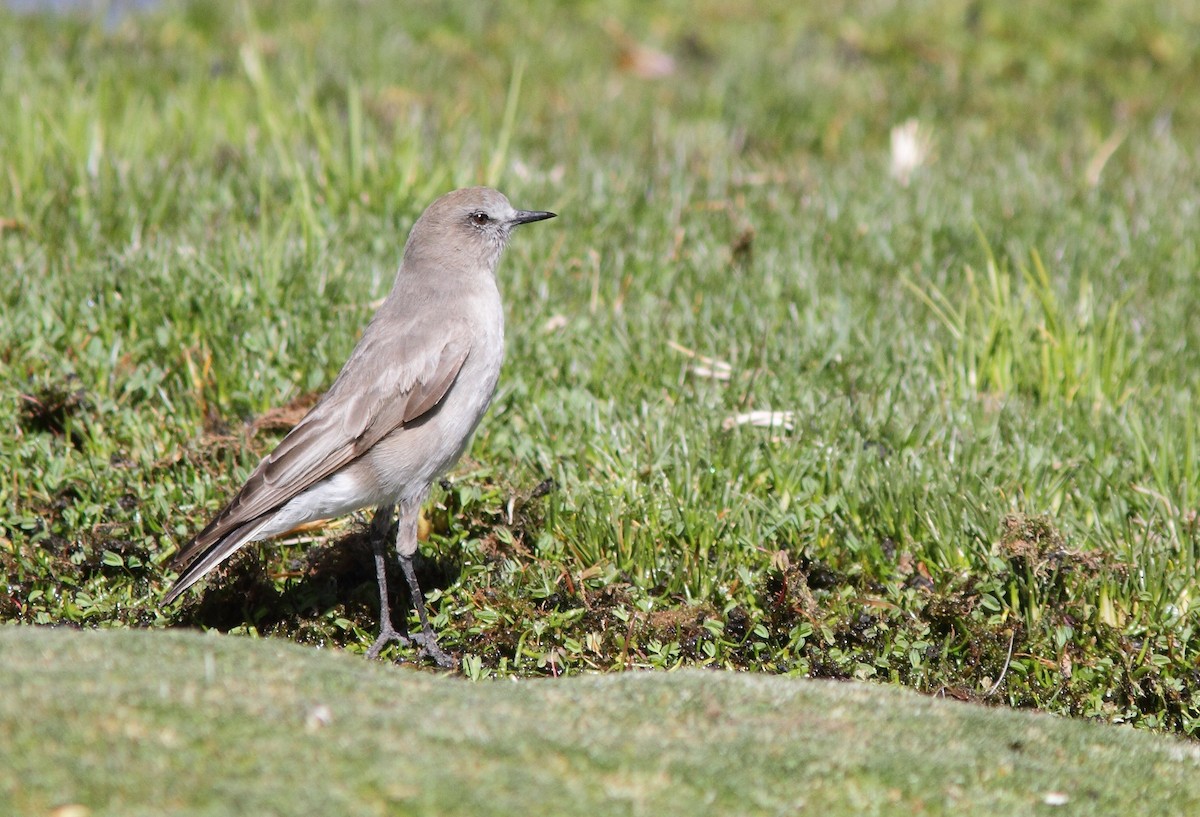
[
  {"x1": 398, "y1": 551, "x2": 455, "y2": 668},
  {"x1": 365, "y1": 503, "x2": 410, "y2": 659},
  {"x1": 396, "y1": 497, "x2": 456, "y2": 668}
]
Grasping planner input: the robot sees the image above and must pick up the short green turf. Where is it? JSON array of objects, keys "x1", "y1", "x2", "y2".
[{"x1": 4, "y1": 628, "x2": 1199, "y2": 816}]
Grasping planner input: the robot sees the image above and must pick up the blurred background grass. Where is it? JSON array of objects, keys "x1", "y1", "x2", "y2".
[{"x1": 2, "y1": 0, "x2": 1199, "y2": 734}]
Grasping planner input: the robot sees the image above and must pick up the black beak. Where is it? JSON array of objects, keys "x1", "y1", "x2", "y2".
[{"x1": 511, "y1": 210, "x2": 557, "y2": 225}]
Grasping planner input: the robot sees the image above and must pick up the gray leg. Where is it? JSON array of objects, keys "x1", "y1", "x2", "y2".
[
  {"x1": 396, "y1": 497, "x2": 456, "y2": 668},
  {"x1": 399, "y1": 550, "x2": 455, "y2": 668},
  {"x1": 365, "y1": 504, "x2": 410, "y2": 659}
]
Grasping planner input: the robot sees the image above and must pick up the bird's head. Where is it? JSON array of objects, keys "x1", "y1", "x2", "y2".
[{"x1": 404, "y1": 187, "x2": 556, "y2": 273}]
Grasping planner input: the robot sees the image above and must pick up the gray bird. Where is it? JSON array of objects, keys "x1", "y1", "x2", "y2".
[{"x1": 162, "y1": 187, "x2": 556, "y2": 666}]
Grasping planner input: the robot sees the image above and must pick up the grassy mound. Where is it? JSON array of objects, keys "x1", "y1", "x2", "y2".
[{"x1": 2, "y1": 628, "x2": 1197, "y2": 816}]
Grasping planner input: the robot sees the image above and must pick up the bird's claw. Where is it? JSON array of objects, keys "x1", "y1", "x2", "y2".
[
  {"x1": 412, "y1": 632, "x2": 457, "y2": 669},
  {"x1": 366, "y1": 623, "x2": 410, "y2": 660}
]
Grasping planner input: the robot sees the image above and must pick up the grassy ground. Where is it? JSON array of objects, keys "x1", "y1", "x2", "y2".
[
  {"x1": 2, "y1": 0, "x2": 1199, "y2": 736},
  {"x1": 6, "y1": 627, "x2": 1200, "y2": 816}
]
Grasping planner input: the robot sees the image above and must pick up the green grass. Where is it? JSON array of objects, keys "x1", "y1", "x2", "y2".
[
  {"x1": 2, "y1": 0, "x2": 1200, "y2": 737},
  {"x1": 6, "y1": 628, "x2": 1200, "y2": 816}
]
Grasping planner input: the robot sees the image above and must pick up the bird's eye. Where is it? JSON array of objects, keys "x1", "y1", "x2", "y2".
[{"x1": 469, "y1": 211, "x2": 491, "y2": 225}]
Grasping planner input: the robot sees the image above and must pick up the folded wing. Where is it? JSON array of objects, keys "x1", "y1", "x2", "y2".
[{"x1": 162, "y1": 316, "x2": 471, "y2": 603}]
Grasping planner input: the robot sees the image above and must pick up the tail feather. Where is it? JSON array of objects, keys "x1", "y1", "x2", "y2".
[{"x1": 161, "y1": 516, "x2": 272, "y2": 605}]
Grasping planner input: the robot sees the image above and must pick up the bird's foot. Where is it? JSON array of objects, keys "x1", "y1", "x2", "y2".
[
  {"x1": 411, "y1": 631, "x2": 457, "y2": 669},
  {"x1": 366, "y1": 622, "x2": 410, "y2": 660},
  {"x1": 366, "y1": 623, "x2": 455, "y2": 668}
]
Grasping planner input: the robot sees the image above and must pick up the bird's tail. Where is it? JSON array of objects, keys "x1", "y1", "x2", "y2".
[{"x1": 161, "y1": 517, "x2": 272, "y2": 606}]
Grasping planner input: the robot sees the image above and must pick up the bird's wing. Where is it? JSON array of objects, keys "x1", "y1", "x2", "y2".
[{"x1": 171, "y1": 315, "x2": 472, "y2": 571}]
